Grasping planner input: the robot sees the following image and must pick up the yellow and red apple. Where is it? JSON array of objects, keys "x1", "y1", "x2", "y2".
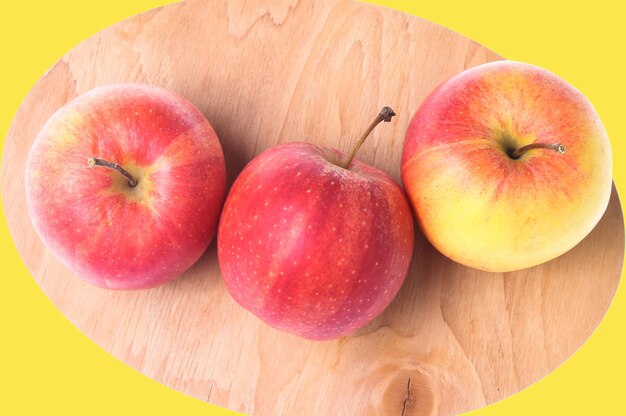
[
  {"x1": 25, "y1": 83, "x2": 226, "y2": 289},
  {"x1": 402, "y1": 61, "x2": 612, "y2": 272},
  {"x1": 218, "y1": 109, "x2": 414, "y2": 340}
]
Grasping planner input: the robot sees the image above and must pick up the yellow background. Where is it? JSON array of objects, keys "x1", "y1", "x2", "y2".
[{"x1": 1, "y1": 0, "x2": 624, "y2": 415}]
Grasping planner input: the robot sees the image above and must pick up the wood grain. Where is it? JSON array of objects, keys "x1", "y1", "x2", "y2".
[{"x1": 1, "y1": 0, "x2": 623, "y2": 415}]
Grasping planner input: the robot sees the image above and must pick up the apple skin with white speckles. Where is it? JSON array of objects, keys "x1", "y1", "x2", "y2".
[
  {"x1": 217, "y1": 142, "x2": 414, "y2": 340},
  {"x1": 25, "y1": 83, "x2": 227, "y2": 290}
]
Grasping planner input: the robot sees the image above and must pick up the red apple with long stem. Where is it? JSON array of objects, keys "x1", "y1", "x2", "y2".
[
  {"x1": 25, "y1": 83, "x2": 227, "y2": 289},
  {"x1": 402, "y1": 61, "x2": 612, "y2": 272},
  {"x1": 218, "y1": 107, "x2": 414, "y2": 340}
]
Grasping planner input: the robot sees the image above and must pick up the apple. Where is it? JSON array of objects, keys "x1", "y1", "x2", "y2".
[
  {"x1": 217, "y1": 108, "x2": 414, "y2": 340},
  {"x1": 25, "y1": 83, "x2": 226, "y2": 289},
  {"x1": 402, "y1": 61, "x2": 612, "y2": 272}
]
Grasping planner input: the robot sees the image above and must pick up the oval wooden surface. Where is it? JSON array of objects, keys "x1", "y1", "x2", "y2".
[{"x1": 2, "y1": 0, "x2": 624, "y2": 415}]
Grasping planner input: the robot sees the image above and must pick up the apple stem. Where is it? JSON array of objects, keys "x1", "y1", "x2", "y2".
[
  {"x1": 342, "y1": 106, "x2": 396, "y2": 169},
  {"x1": 509, "y1": 143, "x2": 566, "y2": 160},
  {"x1": 87, "y1": 157, "x2": 138, "y2": 187}
]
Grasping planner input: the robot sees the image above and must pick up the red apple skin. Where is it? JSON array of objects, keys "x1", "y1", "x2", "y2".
[
  {"x1": 402, "y1": 61, "x2": 612, "y2": 272},
  {"x1": 217, "y1": 142, "x2": 414, "y2": 340},
  {"x1": 25, "y1": 83, "x2": 226, "y2": 290}
]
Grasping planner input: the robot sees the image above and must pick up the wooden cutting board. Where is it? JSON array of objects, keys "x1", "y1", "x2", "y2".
[{"x1": 2, "y1": 0, "x2": 623, "y2": 415}]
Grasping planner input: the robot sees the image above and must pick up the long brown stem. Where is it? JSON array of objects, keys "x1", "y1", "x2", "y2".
[
  {"x1": 87, "y1": 157, "x2": 138, "y2": 187},
  {"x1": 342, "y1": 106, "x2": 396, "y2": 169},
  {"x1": 509, "y1": 142, "x2": 566, "y2": 159}
]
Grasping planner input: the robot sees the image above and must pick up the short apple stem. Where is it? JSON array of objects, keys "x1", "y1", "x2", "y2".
[
  {"x1": 87, "y1": 157, "x2": 138, "y2": 187},
  {"x1": 509, "y1": 143, "x2": 566, "y2": 160},
  {"x1": 342, "y1": 106, "x2": 396, "y2": 169}
]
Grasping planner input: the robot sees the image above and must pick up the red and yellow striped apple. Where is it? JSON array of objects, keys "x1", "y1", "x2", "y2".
[
  {"x1": 218, "y1": 108, "x2": 414, "y2": 340},
  {"x1": 402, "y1": 61, "x2": 612, "y2": 272},
  {"x1": 25, "y1": 83, "x2": 226, "y2": 289}
]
